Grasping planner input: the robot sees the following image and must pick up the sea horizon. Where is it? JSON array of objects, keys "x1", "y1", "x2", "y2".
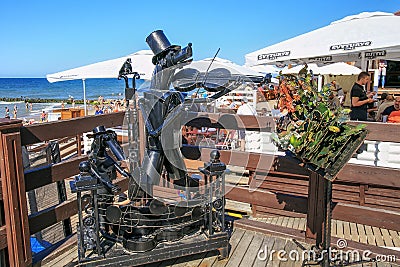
[{"x1": 0, "y1": 77, "x2": 145, "y2": 120}]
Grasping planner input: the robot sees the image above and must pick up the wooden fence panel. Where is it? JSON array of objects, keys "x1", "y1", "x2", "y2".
[{"x1": 0, "y1": 120, "x2": 32, "y2": 266}]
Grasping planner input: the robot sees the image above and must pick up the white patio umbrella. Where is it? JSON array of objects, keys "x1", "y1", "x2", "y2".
[
  {"x1": 189, "y1": 57, "x2": 264, "y2": 79},
  {"x1": 281, "y1": 64, "x2": 321, "y2": 74},
  {"x1": 245, "y1": 12, "x2": 400, "y2": 69},
  {"x1": 247, "y1": 64, "x2": 281, "y2": 75},
  {"x1": 46, "y1": 50, "x2": 154, "y2": 114},
  {"x1": 281, "y1": 62, "x2": 361, "y2": 75},
  {"x1": 318, "y1": 62, "x2": 361, "y2": 75}
]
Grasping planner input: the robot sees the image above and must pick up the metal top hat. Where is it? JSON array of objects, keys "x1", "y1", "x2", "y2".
[{"x1": 146, "y1": 30, "x2": 180, "y2": 64}]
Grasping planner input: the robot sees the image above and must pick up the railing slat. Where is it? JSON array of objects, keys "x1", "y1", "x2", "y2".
[
  {"x1": 28, "y1": 199, "x2": 77, "y2": 235},
  {"x1": 202, "y1": 148, "x2": 400, "y2": 189},
  {"x1": 20, "y1": 112, "x2": 125, "y2": 146},
  {"x1": 24, "y1": 155, "x2": 88, "y2": 192},
  {"x1": 337, "y1": 164, "x2": 400, "y2": 188},
  {"x1": 225, "y1": 185, "x2": 308, "y2": 213},
  {"x1": 349, "y1": 121, "x2": 400, "y2": 143},
  {"x1": 332, "y1": 203, "x2": 400, "y2": 232}
]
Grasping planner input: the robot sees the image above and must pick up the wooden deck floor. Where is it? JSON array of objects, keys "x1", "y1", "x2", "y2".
[
  {"x1": 38, "y1": 225, "x2": 400, "y2": 267},
  {"x1": 251, "y1": 216, "x2": 400, "y2": 249}
]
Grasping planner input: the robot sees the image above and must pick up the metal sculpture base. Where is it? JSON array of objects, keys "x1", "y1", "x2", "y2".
[{"x1": 75, "y1": 232, "x2": 229, "y2": 266}]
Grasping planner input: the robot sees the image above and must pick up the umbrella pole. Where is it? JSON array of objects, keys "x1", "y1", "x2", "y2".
[{"x1": 82, "y1": 79, "x2": 87, "y2": 116}]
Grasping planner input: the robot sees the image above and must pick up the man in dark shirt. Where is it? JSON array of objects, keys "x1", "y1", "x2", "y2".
[{"x1": 350, "y1": 71, "x2": 375, "y2": 121}]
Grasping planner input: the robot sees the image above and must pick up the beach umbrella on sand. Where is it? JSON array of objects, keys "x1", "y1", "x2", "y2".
[
  {"x1": 46, "y1": 50, "x2": 154, "y2": 114},
  {"x1": 245, "y1": 12, "x2": 400, "y2": 69}
]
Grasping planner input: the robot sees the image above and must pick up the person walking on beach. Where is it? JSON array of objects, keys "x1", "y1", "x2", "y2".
[
  {"x1": 4, "y1": 107, "x2": 10, "y2": 119},
  {"x1": 13, "y1": 105, "x2": 18, "y2": 119},
  {"x1": 41, "y1": 111, "x2": 47, "y2": 122},
  {"x1": 29, "y1": 102, "x2": 33, "y2": 111},
  {"x1": 350, "y1": 72, "x2": 375, "y2": 121}
]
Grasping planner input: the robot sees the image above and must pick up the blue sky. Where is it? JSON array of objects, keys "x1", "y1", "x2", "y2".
[{"x1": 0, "y1": 0, "x2": 398, "y2": 77}]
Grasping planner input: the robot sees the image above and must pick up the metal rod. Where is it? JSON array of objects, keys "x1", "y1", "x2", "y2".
[
  {"x1": 323, "y1": 180, "x2": 333, "y2": 267},
  {"x1": 77, "y1": 191, "x2": 85, "y2": 260},
  {"x1": 92, "y1": 190, "x2": 102, "y2": 256}
]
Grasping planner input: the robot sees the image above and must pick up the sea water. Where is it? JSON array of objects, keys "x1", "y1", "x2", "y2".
[{"x1": 0, "y1": 78, "x2": 145, "y2": 120}]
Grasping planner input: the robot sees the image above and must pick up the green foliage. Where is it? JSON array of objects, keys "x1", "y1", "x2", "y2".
[{"x1": 273, "y1": 67, "x2": 367, "y2": 180}]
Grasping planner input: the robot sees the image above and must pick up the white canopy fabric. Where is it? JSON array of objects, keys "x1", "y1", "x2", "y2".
[
  {"x1": 46, "y1": 50, "x2": 154, "y2": 115},
  {"x1": 245, "y1": 12, "x2": 400, "y2": 68},
  {"x1": 247, "y1": 64, "x2": 281, "y2": 75},
  {"x1": 318, "y1": 62, "x2": 361, "y2": 75},
  {"x1": 281, "y1": 64, "x2": 320, "y2": 74},
  {"x1": 282, "y1": 62, "x2": 361, "y2": 75},
  {"x1": 189, "y1": 57, "x2": 264, "y2": 78},
  {"x1": 46, "y1": 50, "x2": 154, "y2": 83}
]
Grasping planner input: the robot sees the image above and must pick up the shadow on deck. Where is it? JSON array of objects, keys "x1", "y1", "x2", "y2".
[{"x1": 36, "y1": 218, "x2": 400, "y2": 267}]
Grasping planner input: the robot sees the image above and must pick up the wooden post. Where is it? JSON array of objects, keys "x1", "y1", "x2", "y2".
[
  {"x1": 76, "y1": 134, "x2": 82, "y2": 156},
  {"x1": 359, "y1": 184, "x2": 366, "y2": 205},
  {"x1": 306, "y1": 171, "x2": 327, "y2": 246},
  {"x1": 0, "y1": 119, "x2": 32, "y2": 266}
]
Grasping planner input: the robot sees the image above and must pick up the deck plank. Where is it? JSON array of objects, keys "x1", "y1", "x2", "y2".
[
  {"x1": 286, "y1": 217, "x2": 295, "y2": 229},
  {"x1": 38, "y1": 218, "x2": 400, "y2": 267},
  {"x1": 365, "y1": 225, "x2": 376, "y2": 246},
  {"x1": 42, "y1": 245, "x2": 78, "y2": 267},
  {"x1": 331, "y1": 219, "x2": 337, "y2": 237},
  {"x1": 279, "y1": 239, "x2": 300, "y2": 267},
  {"x1": 357, "y1": 223, "x2": 368, "y2": 244},
  {"x1": 388, "y1": 230, "x2": 400, "y2": 247},
  {"x1": 281, "y1": 217, "x2": 289, "y2": 228},
  {"x1": 266, "y1": 236, "x2": 287, "y2": 267},
  {"x1": 372, "y1": 227, "x2": 385, "y2": 247},
  {"x1": 298, "y1": 218, "x2": 306, "y2": 231},
  {"x1": 275, "y1": 217, "x2": 284, "y2": 227},
  {"x1": 380, "y1": 228, "x2": 394, "y2": 248},
  {"x1": 292, "y1": 218, "x2": 300, "y2": 231},
  {"x1": 225, "y1": 230, "x2": 254, "y2": 267},
  {"x1": 350, "y1": 222, "x2": 360, "y2": 243},
  {"x1": 211, "y1": 228, "x2": 245, "y2": 267},
  {"x1": 336, "y1": 220, "x2": 345, "y2": 239},
  {"x1": 343, "y1": 221, "x2": 351, "y2": 242},
  {"x1": 238, "y1": 232, "x2": 265, "y2": 267},
  {"x1": 252, "y1": 235, "x2": 275, "y2": 267},
  {"x1": 270, "y1": 217, "x2": 279, "y2": 225}
]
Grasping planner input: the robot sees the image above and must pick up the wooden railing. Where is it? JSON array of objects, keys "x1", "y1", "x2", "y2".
[{"x1": 0, "y1": 112, "x2": 399, "y2": 266}]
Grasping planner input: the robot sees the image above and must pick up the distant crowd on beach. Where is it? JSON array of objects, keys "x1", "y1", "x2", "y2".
[
  {"x1": 4, "y1": 103, "x2": 32, "y2": 119},
  {"x1": 92, "y1": 95, "x2": 125, "y2": 115}
]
